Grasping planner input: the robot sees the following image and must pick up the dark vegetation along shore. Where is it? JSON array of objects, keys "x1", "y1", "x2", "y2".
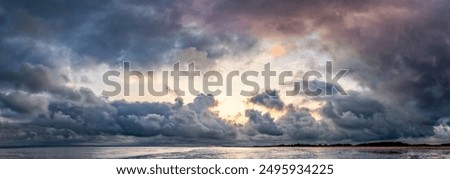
[{"x1": 262, "y1": 142, "x2": 450, "y2": 147}]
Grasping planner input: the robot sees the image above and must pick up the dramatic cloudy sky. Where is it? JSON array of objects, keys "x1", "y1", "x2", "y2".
[{"x1": 0, "y1": 0, "x2": 449, "y2": 146}]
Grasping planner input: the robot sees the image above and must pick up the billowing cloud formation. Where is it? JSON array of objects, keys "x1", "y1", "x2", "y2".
[
  {"x1": 0, "y1": 0, "x2": 449, "y2": 146},
  {"x1": 207, "y1": 0, "x2": 450, "y2": 141},
  {"x1": 249, "y1": 90, "x2": 284, "y2": 110},
  {"x1": 0, "y1": 0, "x2": 257, "y2": 68},
  {"x1": 0, "y1": 91, "x2": 236, "y2": 145},
  {"x1": 277, "y1": 105, "x2": 328, "y2": 141},
  {"x1": 0, "y1": 91, "x2": 48, "y2": 117},
  {"x1": 244, "y1": 109, "x2": 283, "y2": 136}
]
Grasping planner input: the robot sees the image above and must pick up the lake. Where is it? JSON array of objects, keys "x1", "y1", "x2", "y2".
[{"x1": 1, "y1": 146, "x2": 450, "y2": 159}]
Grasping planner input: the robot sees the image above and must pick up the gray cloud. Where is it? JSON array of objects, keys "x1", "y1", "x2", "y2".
[
  {"x1": 0, "y1": 0, "x2": 258, "y2": 69},
  {"x1": 319, "y1": 91, "x2": 434, "y2": 141},
  {"x1": 0, "y1": 91, "x2": 48, "y2": 117},
  {"x1": 249, "y1": 90, "x2": 285, "y2": 110},
  {"x1": 244, "y1": 109, "x2": 283, "y2": 136},
  {"x1": 207, "y1": 0, "x2": 450, "y2": 141},
  {"x1": 0, "y1": 92, "x2": 237, "y2": 146},
  {"x1": 0, "y1": 0, "x2": 449, "y2": 146},
  {"x1": 277, "y1": 105, "x2": 328, "y2": 141},
  {"x1": 0, "y1": 63, "x2": 62, "y2": 93}
]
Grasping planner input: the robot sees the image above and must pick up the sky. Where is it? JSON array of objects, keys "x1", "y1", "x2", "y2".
[{"x1": 0, "y1": 0, "x2": 450, "y2": 146}]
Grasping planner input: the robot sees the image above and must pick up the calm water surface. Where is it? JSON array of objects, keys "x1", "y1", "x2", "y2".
[{"x1": 1, "y1": 147, "x2": 450, "y2": 159}]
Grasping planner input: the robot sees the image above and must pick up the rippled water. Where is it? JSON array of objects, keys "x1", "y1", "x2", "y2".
[{"x1": 1, "y1": 147, "x2": 450, "y2": 159}]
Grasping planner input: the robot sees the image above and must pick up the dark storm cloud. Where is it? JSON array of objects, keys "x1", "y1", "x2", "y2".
[
  {"x1": 318, "y1": 91, "x2": 433, "y2": 141},
  {"x1": 0, "y1": 63, "x2": 61, "y2": 92},
  {"x1": 0, "y1": 0, "x2": 258, "y2": 68},
  {"x1": 177, "y1": 32, "x2": 258, "y2": 59},
  {"x1": 0, "y1": 0, "x2": 251, "y2": 146},
  {"x1": 326, "y1": 0, "x2": 450, "y2": 136},
  {"x1": 243, "y1": 91, "x2": 414, "y2": 142},
  {"x1": 249, "y1": 90, "x2": 285, "y2": 110},
  {"x1": 277, "y1": 105, "x2": 327, "y2": 141},
  {"x1": 112, "y1": 95, "x2": 234, "y2": 139},
  {"x1": 242, "y1": 90, "x2": 434, "y2": 143},
  {"x1": 0, "y1": 0, "x2": 449, "y2": 146},
  {"x1": 320, "y1": 91, "x2": 385, "y2": 120},
  {"x1": 243, "y1": 109, "x2": 283, "y2": 136},
  {"x1": 206, "y1": 0, "x2": 402, "y2": 36},
  {"x1": 0, "y1": 92, "x2": 236, "y2": 145},
  {"x1": 333, "y1": 2, "x2": 450, "y2": 114},
  {"x1": 0, "y1": 122, "x2": 84, "y2": 146},
  {"x1": 208, "y1": 0, "x2": 450, "y2": 141},
  {"x1": 0, "y1": 91, "x2": 48, "y2": 117}
]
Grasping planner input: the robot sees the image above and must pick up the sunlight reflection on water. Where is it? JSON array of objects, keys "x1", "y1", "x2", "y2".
[{"x1": 1, "y1": 147, "x2": 450, "y2": 159}]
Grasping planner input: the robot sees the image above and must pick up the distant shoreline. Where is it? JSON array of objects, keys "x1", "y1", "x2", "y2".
[
  {"x1": 1, "y1": 142, "x2": 450, "y2": 149},
  {"x1": 254, "y1": 142, "x2": 450, "y2": 148}
]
